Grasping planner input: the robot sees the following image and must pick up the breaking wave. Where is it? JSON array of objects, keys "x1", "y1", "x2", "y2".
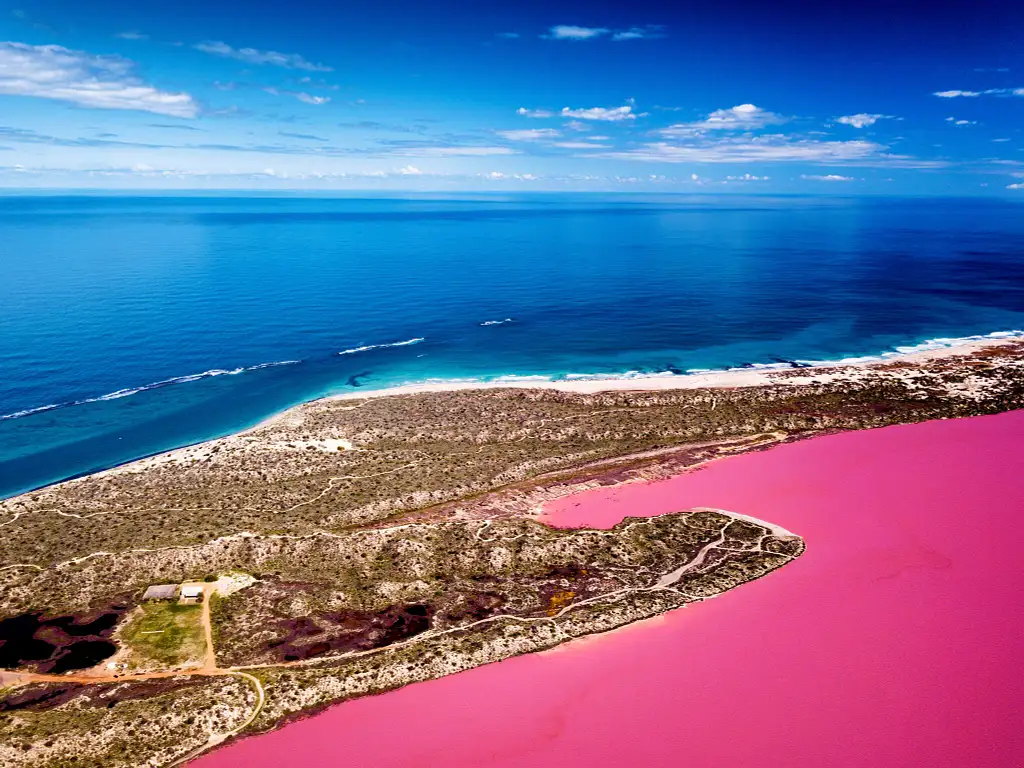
[
  {"x1": 337, "y1": 338, "x2": 425, "y2": 355},
  {"x1": 480, "y1": 318, "x2": 513, "y2": 326},
  {"x1": 0, "y1": 360, "x2": 300, "y2": 422},
  {"x1": 531, "y1": 330, "x2": 1024, "y2": 384},
  {"x1": 3, "y1": 329, "x2": 1021, "y2": 424}
]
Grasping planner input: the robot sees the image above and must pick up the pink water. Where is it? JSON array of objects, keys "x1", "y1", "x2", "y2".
[{"x1": 197, "y1": 412, "x2": 1024, "y2": 768}]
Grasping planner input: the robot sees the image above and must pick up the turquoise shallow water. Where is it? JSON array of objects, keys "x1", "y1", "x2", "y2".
[{"x1": 2, "y1": 193, "x2": 1023, "y2": 498}]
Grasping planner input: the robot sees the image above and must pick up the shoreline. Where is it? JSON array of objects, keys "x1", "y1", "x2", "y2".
[
  {"x1": 325, "y1": 334, "x2": 1021, "y2": 401},
  {"x1": 3, "y1": 333, "x2": 1021, "y2": 500}
]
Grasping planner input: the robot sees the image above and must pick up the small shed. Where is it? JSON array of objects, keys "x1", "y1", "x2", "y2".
[
  {"x1": 180, "y1": 584, "x2": 205, "y2": 604},
  {"x1": 143, "y1": 584, "x2": 179, "y2": 601}
]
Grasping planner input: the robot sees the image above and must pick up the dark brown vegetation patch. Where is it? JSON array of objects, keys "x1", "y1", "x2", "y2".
[
  {"x1": 0, "y1": 607, "x2": 126, "y2": 673},
  {"x1": 267, "y1": 602, "x2": 434, "y2": 662},
  {"x1": 0, "y1": 677, "x2": 207, "y2": 713}
]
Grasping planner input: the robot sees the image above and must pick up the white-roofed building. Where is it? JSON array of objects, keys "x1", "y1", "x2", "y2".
[{"x1": 180, "y1": 584, "x2": 205, "y2": 604}]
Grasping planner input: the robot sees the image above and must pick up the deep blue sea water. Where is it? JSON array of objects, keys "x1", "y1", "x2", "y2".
[{"x1": 2, "y1": 193, "x2": 1023, "y2": 499}]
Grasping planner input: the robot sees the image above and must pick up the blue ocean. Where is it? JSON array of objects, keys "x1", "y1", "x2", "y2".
[{"x1": 2, "y1": 193, "x2": 1023, "y2": 499}]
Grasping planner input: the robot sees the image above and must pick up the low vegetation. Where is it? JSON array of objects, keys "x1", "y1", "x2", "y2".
[
  {"x1": 119, "y1": 604, "x2": 205, "y2": 670},
  {"x1": 1, "y1": 341, "x2": 1022, "y2": 766}
]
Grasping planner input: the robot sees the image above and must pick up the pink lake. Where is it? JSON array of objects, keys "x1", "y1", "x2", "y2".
[{"x1": 197, "y1": 411, "x2": 1024, "y2": 768}]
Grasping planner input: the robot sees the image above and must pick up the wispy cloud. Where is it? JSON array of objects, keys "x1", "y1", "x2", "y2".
[
  {"x1": 497, "y1": 128, "x2": 561, "y2": 141},
  {"x1": 337, "y1": 121, "x2": 428, "y2": 134},
  {"x1": 802, "y1": 174, "x2": 855, "y2": 181},
  {"x1": 553, "y1": 141, "x2": 609, "y2": 149},
  {"x1": 660, "y1": 104, "x2": 785, "y2": 135},
  {"x1": 496, "y1": 32, "x2": 520, "y2": 39},
  {"x1": 0, "y1": 42, "x2": 196, "y2": 117},
  {"x1": 836, "y1": 113, "x2": 892, "y2": 128},
  {"x1": 149, "y1": 123, "x2": 202, "y2": 131},
  {"x1": 560, "y1": 105, "x2": 637, "y2": 121},
  {"x1": 516, "y1": 107, "x2": 555, "y2": 118},
  {"x1": 611, "y1": 25, "x2": 665, "y2": 41},
  {"x1": 726, "y1": 173, "x2": 770, "y2": 181},
  {"x1": 390, "y1": 145, "x2": 518, "y2": 157},
  {"x1": 591, "y1": 134, "x2": 936, "y2": 166},
  {"x1": 945, "y1": 117, "x2": 976, "y2": 126},
  {"x1": 194, "y1": 41, "x2": 332, "y2": 72},
  {"x1": 1008, "y1": 183, "x2": 1024, "y2": 189},
  {"x1": 0, "y1": 125, "x2": 169, "y2": 149},
  {"x1": 934, "y1": 88, "x2": 1024, "y2": 98},
  {"x1": 544, "y1": 24, "x2": 665, "y2": 41},
  {"x1": 115, "y1": 31, "x2": 148, "y2": 41},
  {"x1": 262, "y1": 86, "x2": 330, "y2": 105},
  {"x1": 545, "y1": 25, "x2": 610, "y2": 40},
  {"x1": 279, "y1": 131, "x2": 328, "y2": 141}
]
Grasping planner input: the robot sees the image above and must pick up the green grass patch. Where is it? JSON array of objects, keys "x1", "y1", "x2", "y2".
[{"x1": 121, "y1": 603, "x2": 205, "y2": 668}]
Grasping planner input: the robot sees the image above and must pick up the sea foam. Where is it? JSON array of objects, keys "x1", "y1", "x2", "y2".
[
  {"x1": 0, "y1": 360, "x2": 300, "y2": 422},
  {"x1": 337, "y1": 338, "x2": 425, "y2": 355}
]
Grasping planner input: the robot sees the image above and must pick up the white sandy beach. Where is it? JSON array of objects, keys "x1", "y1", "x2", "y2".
[
  {"x1": 328, "y1": 335, "x2": 1019, "y2": 400},
  {"x1": 24, "y1": 335, "x2": 1018, "y2": 489}
]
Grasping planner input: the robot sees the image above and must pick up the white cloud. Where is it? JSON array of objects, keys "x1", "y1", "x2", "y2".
[
  {"x1": 397, "y1": 165, "x2": 422, "y2": 175},
  {"x1": 553, "y1": 141, "x2": 609, "y2": 149},
  {"x1": 661, "y1": 104, "x2": 785, "y2": 134},
  {"x1": 194, "y1": 41, "x2": 332, "y2": 72},
  {"x1": 935, "y1": 87, "x2": 1024, "y2": 98},
  {"x1": 296, "y1": 93, "x2": 330, "y2": 105},
  {"x1": 611, "y1": 25, "x2": 666, "y2": 41},
  {"x1": 836, "y1": 113, "x2": 891, "y2": 128},
  {"x1": 0, "y1": 42, "x2": 197, "y2": 117},
  {"x1": 802, "y1": 174, "x2": 854, "y2": 181},
  {"x1": 591, "y1": 135, "x2": 931, "y2": 166},
  {"x1": 395, "y1": 146, "x2": 519, "y2": 157},
  {"x1": 517, "y1": 107, "x2": 554, "y2": 118},
  {"x1": 561, "y1": 105, "x2": 636, "y2": 121},
  {"x1": 483, "y1": 171, "x2": 539, "y2": 180},
  {"x1": 116, "y1": 31, "x2": 148, "y2": 41},
  {"x1": 1007, "y1": 183, "x2": 1024, "y2": 189},
  {"x1": 945, "y1": 117, "x2": 976, "y2": 126},
  {"x1": 497, "y1": 128, "x2": 560, "y2": 141},
  {"x1": 546, "y1": 26, "x2": 609, "y2": 40},
  {"x1": 726, "y1": 173, "x2": 770, "y2": 181}
]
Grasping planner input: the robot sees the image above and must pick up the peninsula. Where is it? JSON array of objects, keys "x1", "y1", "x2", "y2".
[{"x1": 2, "y1": 338, "x2": 1022, "y2": 767}]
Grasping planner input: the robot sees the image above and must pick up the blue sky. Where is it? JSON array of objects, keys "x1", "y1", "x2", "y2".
[{"x1": 1, "y1": 0, "x2": 1023, "y2": 193}]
